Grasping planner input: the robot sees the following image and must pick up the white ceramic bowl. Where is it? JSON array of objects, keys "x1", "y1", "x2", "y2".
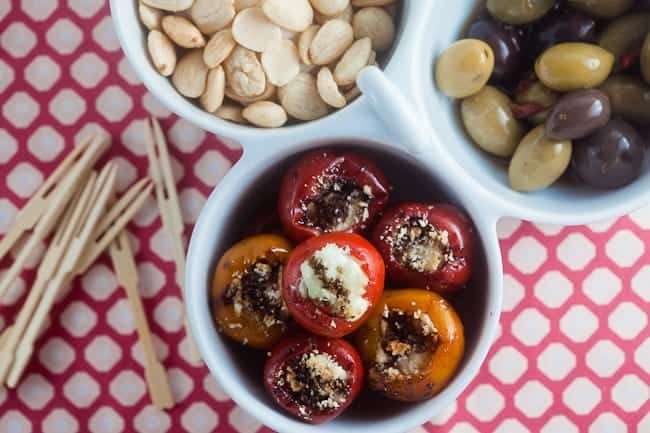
[{"x1": 110, "y1": 1, "x2": 650, "y2": 432}]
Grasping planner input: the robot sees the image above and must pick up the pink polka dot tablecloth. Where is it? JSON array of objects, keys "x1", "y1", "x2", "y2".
[{"x1": 0, "y1": 2, "x2": 649, "y2": 433}]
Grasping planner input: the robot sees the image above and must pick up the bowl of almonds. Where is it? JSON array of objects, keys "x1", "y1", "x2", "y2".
[{"x1": 111, "y1": 0, "x2": 407, "y2": 138}]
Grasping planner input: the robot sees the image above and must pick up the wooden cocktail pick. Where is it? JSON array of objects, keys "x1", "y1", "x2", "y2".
[
  {"x1": 110, "y1": 231, "x2": 175, "y2": 409},
  {"x1": 145, "y1": 117, "x2": 202, "y2": 363},
  {"x1": 0, "y1": 171, "x2": 97, "y2": 386},
  {"x1": 76, "y1": 177, "x2": 153, "y2": 276},
  {"x1": 0, "y1": 134, "x2": 109, "y2": 301},
  {"x1": 0, "y1": 136, "x2": 97, "y2": 262},
  {"x1": 6, "y1": 163, "x2": 118, "y2": 388}
]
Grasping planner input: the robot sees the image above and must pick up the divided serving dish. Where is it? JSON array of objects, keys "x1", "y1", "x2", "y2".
[{"x1": 110, "y1": 1, "x2": 650, "y2": 432}]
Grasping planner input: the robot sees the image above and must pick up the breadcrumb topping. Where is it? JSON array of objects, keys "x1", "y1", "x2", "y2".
[
  {"x1": 278, "y1": 350, "x2": 351, "y2": 417},
  {"x1": 224, "y1": 255, "x2": 288, "y2": 331},
  {"x1": 299, "y1": 175, "x2": 373, "y2": 232},
  {"x1": 370, "y1": 308, "x2": 439, "y2": 386},
  {"x1": 384, "y1": 216, "x2": 453, "y2": 273}
]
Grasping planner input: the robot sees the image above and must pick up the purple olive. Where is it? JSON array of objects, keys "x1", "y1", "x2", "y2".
[
  {"x1": 533, "y1": 9, "x2": 596, "y2": 55},
  {"x1": 466, "y1": 16, "x2": 525, "y2": 82},
  {"x1": 546, "y1": 90, "x2": 611, "y2": 140},
  {"x1": 573, "y1": 119, "x2": 646, "y2": 189}
]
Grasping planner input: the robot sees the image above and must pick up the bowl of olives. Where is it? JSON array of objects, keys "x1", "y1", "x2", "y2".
[{"x1": 426, "y1": 0, "x2": 650, "y2": 225}]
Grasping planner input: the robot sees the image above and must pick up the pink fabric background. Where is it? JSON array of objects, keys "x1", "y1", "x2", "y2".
[{"x1": 0, "y1": 2, "x2": 648, "y2": 432}]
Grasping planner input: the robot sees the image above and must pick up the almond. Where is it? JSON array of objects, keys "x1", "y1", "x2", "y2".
[
  {"x1": 161, "y1": 15, "x2": 206, "y2": 48},
  {"x1": 279, "y1": 72, "x2": 328, "y2": 120},
  {"x1": 242, "y1": 101, "x2": 288, "y2": 127},
  {"x1": 232, "y1": 7, "x2": 282, "y2": 52},
  {"x1": 262, "y1": 0, "x2": 314, "y2": 32},
  {"x1": 352, "y1": 7, "x2": 395, "y2": 51},
  {"x1": 223, "y1": 45, "x2": 267, "y2": 97},
  {"x1": 141, "y1": 0, "x2": 194, "y2": 12},
  {"x1": 317, "y1": 67, "x2": 346, "y2": 108},
  {"x1": 148, "y1": 30, "x2": 177, "y2": 76},
  {"x1": 310, "y1": 0, "x2": 349, "y2": 16},
  {"x1": 172, "y1": 50, "x2": 209, "y2": 97},
  {"x1": 190, "y1": 0, "x2": 236, "y2": 34},
  {"x1": 139, "y1": 2, "x2": 164, "y2": 30},
  {"x1": 261, "y1": 39, "x2": 301, "y2": 86},
  {"x1": 203, "y1": 29, "x2": 236, "y2": 68},
  {"x1": 298, "y1": 24, "x2": 319, "y2": 65},
  {"x1": 309, "y1": 19, "x2": 354, "y2": 65},
  {"x1": 200, "y1": 66, "x2": 226, "y2": 112},
  {"x1": 334, "y1": 37, "x2": 371, "y2": 86},
  {"x1": 216, "y1": 103, "x2": 247, "y2": 123}
]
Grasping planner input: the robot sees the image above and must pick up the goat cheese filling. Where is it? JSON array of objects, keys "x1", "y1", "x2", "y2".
[{"x1": 299, "y1": 243, "x2": 370, "y2": 321}]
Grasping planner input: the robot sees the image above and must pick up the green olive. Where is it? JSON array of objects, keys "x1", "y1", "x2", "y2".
[
  {"x1": 513, "y1": 80, "x2": 559, "y2": 125},
  {"x1": 509, "y1": 126, "x2": 572, "y2": 192},
  {"x1": 535, "y1": 43, "x2": 614, "y2": 92},
  {"x1": 598, "y1": 13, "x2": 650, "y2": 65},
  {"x1": 599, "y1": 75, "x2": 650, "y2": 125},
  {"x1": 461, "y1": 86, "x2": 526, "y2": 157},
  {"x1": 642, "y1": 34, "x2": 650, "y2": 85},
  {"x1": 435, "y1": 39, "x2": 495, "y2": 98},
  {"x1": 568, "y1": 0, "x2": 634, "y2": 19},
  {"x1": 487, "y1": 0, "x2": 555, "y2": 25}
]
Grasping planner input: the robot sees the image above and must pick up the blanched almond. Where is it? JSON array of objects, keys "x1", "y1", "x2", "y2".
[
  {"x1": 203, "y1": 29, "x2": 236, "y2": 68},
  {"x1": 314, "y1": 4, "x2": 352, "y2": 24},
  {"x1": 317, "y1": 67, "x2": 346, "y2": 108},
  {"x1": 223, "y1": 45, "x2": 267, "y2": 97},
  {"x1": 261, "y1": 39, "x2": 301, "y2": 86},
  {"x1": 242, "y1": 101, "x2": 288, "y2": 127},
  {"x1": 279, "y1": 72, "x2": 328, "y2": 120},
  {"x1": 310, "y1": 0, "x2": 349, "y2": 16},
  {"x1": 172, "y1": 50, "x2": 209, "y2": 97},
  {"x1": 190, "y1": 0, "x2": 236, "y2": 34},
  {"x1": 352, "y1": 7, "x2": 395, "y2": 51},
  {"x1": 161, "y1": 15, "x2": 206, "y2": 48},
  {"x1": 200, "y1": 66, "x2": 226, "y2": 112},
  {"x1": 225, "y1": 82, "x2": 276, "y2": 105},
  {"x1": 309, "y1": 19, "x2": 353, "y2": 65},
  {"x1": 235, "y1": 0, "x2": 260, "y2": 11},
  {"x1": 139, "y1": 2, "x2": 164, "y2": 30},
  {"x1": 216, "y1": 103, "x2": 247, "y2": 123},
  {"x1": 148, "y1": 30, "x2": 177, "y2": 76},
  {"x1": 334, "y1": 37, "x2": 371, "y2": 86},
  {"x1": 351, "y1": 0, "x2": 395, "y2": 6},
  {"x1": 142, "y1": 0, "x2": 194, "y2": 12},
  {"x1": 298, "y1": 24, "x2": 319, "y2": 65},
  {"x1": 232, "y1": 7, "x2": 282, "y2": 52},
  {"x1": 262, "y1": 0, "x2": 314, "y2": 32}
]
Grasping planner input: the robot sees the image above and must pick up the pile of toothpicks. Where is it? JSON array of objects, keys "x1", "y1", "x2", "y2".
[{"x1": 0, "y1": 117, "x2": 200, "y2": 410}]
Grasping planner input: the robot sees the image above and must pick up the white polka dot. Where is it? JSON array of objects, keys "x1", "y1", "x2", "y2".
[
  {"x1": 46, "y1": 19, "x2": 84, "y2": 55},
  {"x1": 3, "y1": 92, "x2": 40, "y2": 128},
  {"x1": 1, "y1": 22, "x2": 37, "y2": 58},
  {"x1": 465, "y1": 384, "x2": 504, "y2": 422},
  {"x1": 488, "y1": 346, "x2": 528, "y2": 385},
  {"x1": 96, "y1": 86, "x2": 133, "y2": 122},
  {"x1": 560, "y1": 305, "x2": 599, "y2": 343},
  {"x1": 537, "y1": 343, "x2": 575, "y2": 381},
  {"x1": 611, "y1": 375, "x2": 649, "y2": 412},
  {"x1": 557, "y1": 233, "x2": 596, "y2": 271},
  {"x1": 28, "y1": 126, "x2": 65, "y2": 162},
  {"x1": 563, "y1": 377, "x2": 601, "y2": 415},
  {"x1": 606, "y1": 230, "x2": 645, "y2": 268},
  {"x1": 534, "y1": 271, "x2": 573, "y2": 308},
  {"x1": 608, "y1": 302, "x2": 647, "y2": 340},
  {"x1": 586, "y1": 340, "x2": 625, "y2": 378},
  {"x1": 71, "y1": 52, "x2": 108, "y2": 88},
  {"x1": 511, "y1": 308, "x2": 550, "y2": 346},
  {"x1": 194, "y1": 150, "x2": 232, "y2": 187},
  {"x1": 508, "y1": 236, "x2": 547, "y2": 274},
  {"x1": 514, "y1": 380, "x2": 553, "y2": 418},
  {"x1": 7, "y1": 162, "x2": 43, "y2": 198},
  {"x1": 49, "y1": 89, "x2": 86, "y2": 125}
]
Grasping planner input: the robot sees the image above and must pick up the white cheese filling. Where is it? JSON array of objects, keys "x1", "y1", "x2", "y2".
[{"x1": 299, "y1": 243, "x2": 370, "y2": 321}]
